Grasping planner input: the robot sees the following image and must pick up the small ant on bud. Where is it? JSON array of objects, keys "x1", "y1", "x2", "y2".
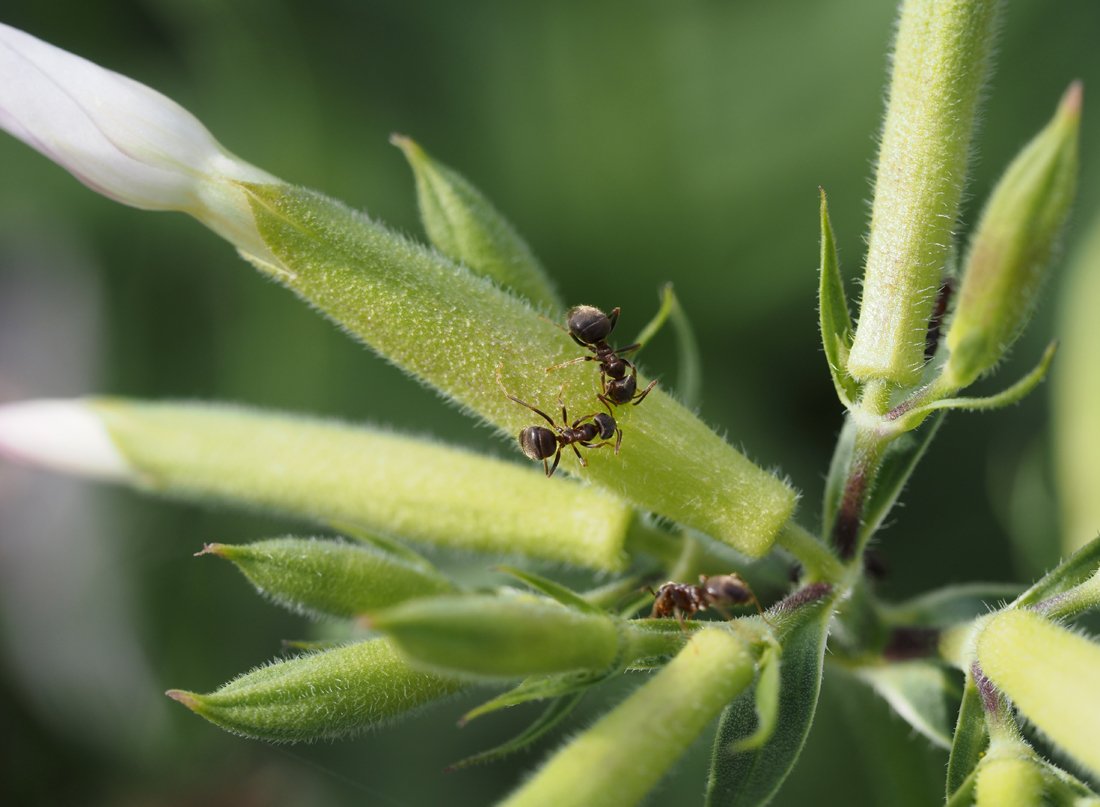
[
  {"x1": 496, "y1": 367, "x2": 621, "y2": 478},
  {"x1": 547, "y1": 305, "x2": 658, "y2": 407},
  {"x1": 648, "y1": 573, "x2": 765, "y2": 626}
]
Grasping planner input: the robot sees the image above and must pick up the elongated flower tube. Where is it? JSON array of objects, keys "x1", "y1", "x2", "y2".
[
  {"x1": 0, "y1": 24, "x2": 798, "y2": 556},
  {"x1": 0, "y1": 22, "x2": 278, "y2": 263},
  {"x1": 847, "y1": 0, "x2": 999, "y2": 385},
  {"x1": 0, "y1": 399, "x2": 637, "y2": 571}
]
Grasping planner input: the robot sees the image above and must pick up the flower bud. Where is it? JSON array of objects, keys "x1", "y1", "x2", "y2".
[
  {"x1": 977, "y1": 608, "x2": 1100, "y2": 778},
  {"x1": 391, "y1": 134, "x2": 561, "y2": 311},
  {"x1": 368, "y1": 594, "x2": 621, "y2": 680},
  {"x1": 944, "y1": 82, "x2": 1081, "y2": 389},
  {"x1": 0, "y1": 23, "x2": 278, "y2": 262},
  {"x1": 166, "y1": 638, "x2": 462, "y2": 742},
  {"x1": 974, "y1": 754, "x2": 1045, "y2": 807},
  {"x1": 199, "y1": 537, "x2": 454, "y2": 619}
]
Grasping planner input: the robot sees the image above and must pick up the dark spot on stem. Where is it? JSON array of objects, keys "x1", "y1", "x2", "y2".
[
  {"x1": 771, "y1": 582, "x2": 833, "y2": 614},
  {"x1": 833, "y1": 468, "x2": 866, "y2": 559},
  {"x1": 924, "y1": 277, "x2": 955, "y2": 361}
]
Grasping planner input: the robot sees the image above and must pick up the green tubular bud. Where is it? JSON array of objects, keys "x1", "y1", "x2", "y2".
[
  {"x1": 166, "y1": 638, "x2": 462, "y2": 742},
  {"x1": 978, "y1": 609, "x2": 1100, "y2": 778},
  {"x1": 199, "y1": 537, "x2": 454, "y2": 618},
  {"x1": 89, "y1": 400, "x2": 634, "y2": 572},
  {"x1": 501, "y1": 627, "x2": 754, "y2": 807},
  {"x1": 391, "y1": 134, "x2": 562, "y2": 312},
  {"x1": 239, "y1": 184, "x2": 796, "y2": 557},
  {"x1": 944, "y1": 82, "x2": 1082, "y2": 389},
  {"x1": 368, "y1": 594, "x2": 624, "y2": 680},
  {"x1": 975, "y1": 753, "x2": 1045, "y2": 807},
  {"x1": 847, "y1": 0, "x2": 999, "y2": 384}
]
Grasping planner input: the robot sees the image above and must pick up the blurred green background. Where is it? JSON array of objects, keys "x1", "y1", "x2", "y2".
[{"x1": 1, "y1": 1, "x2": 1098, "y2": 804}]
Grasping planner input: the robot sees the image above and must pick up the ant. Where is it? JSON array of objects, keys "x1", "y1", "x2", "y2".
[
  {"x1": 497, "y1": 368, "x2": 621, "y2": 478},
  {"x1": 648, "y1": 573, "x2": 766, "y2": 627},
  {"x1": 547, "y1": 305, "x2": 658, "y2": 407}
]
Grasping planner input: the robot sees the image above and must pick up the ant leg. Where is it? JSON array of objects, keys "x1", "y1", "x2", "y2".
[
  {"x1": 632, "y1": 379, "x2": 658, "y2": 405},
  {"x1": 614, "y1": 426, "x2": 623, "y2": 454},
  {"x1": 496, "y1": 367, "x2": 558, "y2": 428},
  {"x1": 606, "y1": 307, "x2": 621, "y2": 336},
  {"x1": 546, "y1": 355, "x2": 595, "y2": 373},
  {"x1": 615, "y1": 342, "x2": 641, "y2": 356},
  {"x1": 570, "y1": 443, "x2": 588, "y2": 467},
  {"x1": 547, "y1": 450, "x2": 561, "y2": 478},
  {"x1": 542, "y1": 458, "x2": 550, "y2": 477}
]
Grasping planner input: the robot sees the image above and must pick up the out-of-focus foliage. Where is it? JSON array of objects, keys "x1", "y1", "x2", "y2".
[{"x1": 1, "y1": 1, "x2": 1098, "y2": 804}]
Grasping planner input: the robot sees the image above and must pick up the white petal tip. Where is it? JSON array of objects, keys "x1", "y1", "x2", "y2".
[{"x1": 0, "y1": 399, "x2": 131, "y2": 481}]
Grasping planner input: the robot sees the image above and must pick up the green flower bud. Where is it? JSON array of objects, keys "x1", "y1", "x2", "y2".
[
  {"x1": 369, "y1": 594, "x2": 625, "y2": 680},
  {"x1": 848, "y1": 0, "x2": 999, "y2": 384},
  {"x1": 975, "y1": 753, "x2": 1045, "y2": 807},
  {"x1": 945, "y1": 82, "x2": 1081, "y2": 389},
  {"x1": 391, "y1": 134, "x2": 561, "y2": 312},
  {"x1": 501, "y1": 627, "x2": 754, "y2": 807},
  {"x1": 199, "y1": 537, "x2": 454, "y2": 619},
  {"x1": 978, "y1": 609, "x2": 1100, "y2": 778},
  {"x1": 166, "y1": 638, "x2": 462, "y2": 742}
]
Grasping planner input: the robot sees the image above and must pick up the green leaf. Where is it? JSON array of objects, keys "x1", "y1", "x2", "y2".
[
  {"x1": 947, "y1": 669, "x2": 988, "y2": 799},
  {"x1": 93, "y1": 400, "x2": 633, "y2": 572},
  {"x1": 391, "y1": 134, "x2": 562, "y2": 312},
  {"x1": 706, "y1": 586, "x2": 836, "y2": 806},
  {"x1": 731, "y1": 643, "x2": 781, "y2": 752},
  {"x1": 494, "y1": 566, "x2": 602, "y2": 614},
  {"x1": 882, "y1": 582, "x2": 1021, "y2": 629},
  {"x1": 822, "y1": 416, "x2": 857, "y2": 540},
  {"x1": 503, "y1": 628, "x2": 754, "y2": 807},
  {"x1": 448, "y1": 692, "x2": 585, "y2": 772},
  {"x1": 818, "y1": 188, "x2": 859, "y2": 407},
  {"x1": 199, "y1": 537, "x2": 455, "y2": 619},
  {"x1": 240, "y1": 183, "x2": 798, "y2": 557},
  {"x1": 853, "y1": 661, "x2": 959, "y2": 749},
  {"x1": 1014, "y1": 531, "x2": 1100, "y2": 608},
  {"x1": 165, "y1": 638, "x2": 462, "y2": 742},
  {"x1": 631, "y1": 283, "x2": 703, "y2": 409}
]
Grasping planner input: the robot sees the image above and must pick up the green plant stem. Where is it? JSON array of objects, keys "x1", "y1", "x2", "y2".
[{"x1": 777, "y1": 522, "x2": 844, "y2": 584}]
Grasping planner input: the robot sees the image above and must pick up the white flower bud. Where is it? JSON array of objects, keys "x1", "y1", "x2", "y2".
[{"x1": 0, "y1": 399, "x2": 130, "y2": 481}]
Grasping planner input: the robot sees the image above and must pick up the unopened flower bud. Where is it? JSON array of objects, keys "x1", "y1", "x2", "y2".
[
  {"x1": 369, "y1": 594, "x2": 622, "y2": 680},
  {"x1": 166, "y1": 638, "x2": 462, "y2": 742},
  {"x1": 199, "y1": 537, "x2": 455, "y2": 619},
  {"x1": 944, "y1": 82, "x2": 1081, "y2": 389}
]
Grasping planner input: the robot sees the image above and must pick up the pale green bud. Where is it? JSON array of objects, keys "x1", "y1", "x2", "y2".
[
  {"x1": 975, "y1": 754, "x2": 1045, "y2": 807},
  {"x1": 368, "y1": 594, "x2": 626, "y2": 680},
  {"x1": 199, "y1": 537, "x2": 454, "y2": 619},
  {"x1": 945, "y1": 82, "x2": 1082, "y2": 389},
  {"x1": 166, "y1": 638, "x2": 462, "y2": 742}
]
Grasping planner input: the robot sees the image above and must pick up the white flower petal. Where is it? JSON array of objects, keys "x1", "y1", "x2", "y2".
[
  {"x1": 0, "y1": 22, "x2": 275, "y2": 211},
  {"x1": 0, "y1": 399, "x2": 131, "y2": 481}
]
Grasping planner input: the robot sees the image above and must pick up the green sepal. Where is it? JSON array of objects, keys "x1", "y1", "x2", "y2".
[
  {"x1": 731, "y1": 642, "x2": 781, "y2": 752},
  {"x1": 1014, "y1": 531, "x2": 1100, "y2": 608},
  {"x1": 881, "y1": 582, "x2": 1021, "y2": 629},
  {"x1": 947, "y1": 669, "x2": 989, "y2": 799},
  {"x1": 494, "y1": 566, "x2": 601, "y2": 614},
  {"x1": 853, "y1": 660, "x2": 959, "y2": 749},
  {"x1": 448, "y1": 692, "x2": 586, "y2": 772},
  {"x1": 391, "y1": 134, "x2": 562, "y2": 311},
  {"x1": 706, "y1": 585, "x2": 836, "y2": 806},
  {"x1": 368, "y1": 594, "x2": 621, "y2": 680},
  {"x1": 631, "y1": 283, "x2": 703, "y2": 409},
  {"x1": 165, "y1": 638, "x2": 462, "y2": 742},
  {"x1": 199, "y1": 536, "x2": 454, "y2": 619},
  {"x1": 892, "y1": 342, "x2": 1057, "y2": 432},
  {"x1": 818, "y1": 188, "x2": 859, "y2": 408},
  {"x1": 460, "y1": 668, "x2": 611, "y2": 725}
]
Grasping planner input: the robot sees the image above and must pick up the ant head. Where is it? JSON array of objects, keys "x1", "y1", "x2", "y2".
[
  {"x1": 567, "y1": 305, "x2": 615, "y2": 345},
  {"x1": 605, "y1": 374, "x2": 637, "y2": 403},
  {"x1": 701, "y1": 573, "x2": 752, "y2": 606},
  {"x1": 518, "y1": 426, "x2": 558, "y2": 461},
  {"x1": 593, "y1": 412, "x2": 617, "y2": 440}
]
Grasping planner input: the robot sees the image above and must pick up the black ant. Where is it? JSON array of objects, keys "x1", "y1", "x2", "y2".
[
  {"x1": 497, "y1": 369, "x2": 621, "y2": 478},
  {"x1": 648, "y1": 573, "x2": 765, "y2": 627},
  {"x1": 547, "y1": 305, "x2": 657, "y2": 407}
]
